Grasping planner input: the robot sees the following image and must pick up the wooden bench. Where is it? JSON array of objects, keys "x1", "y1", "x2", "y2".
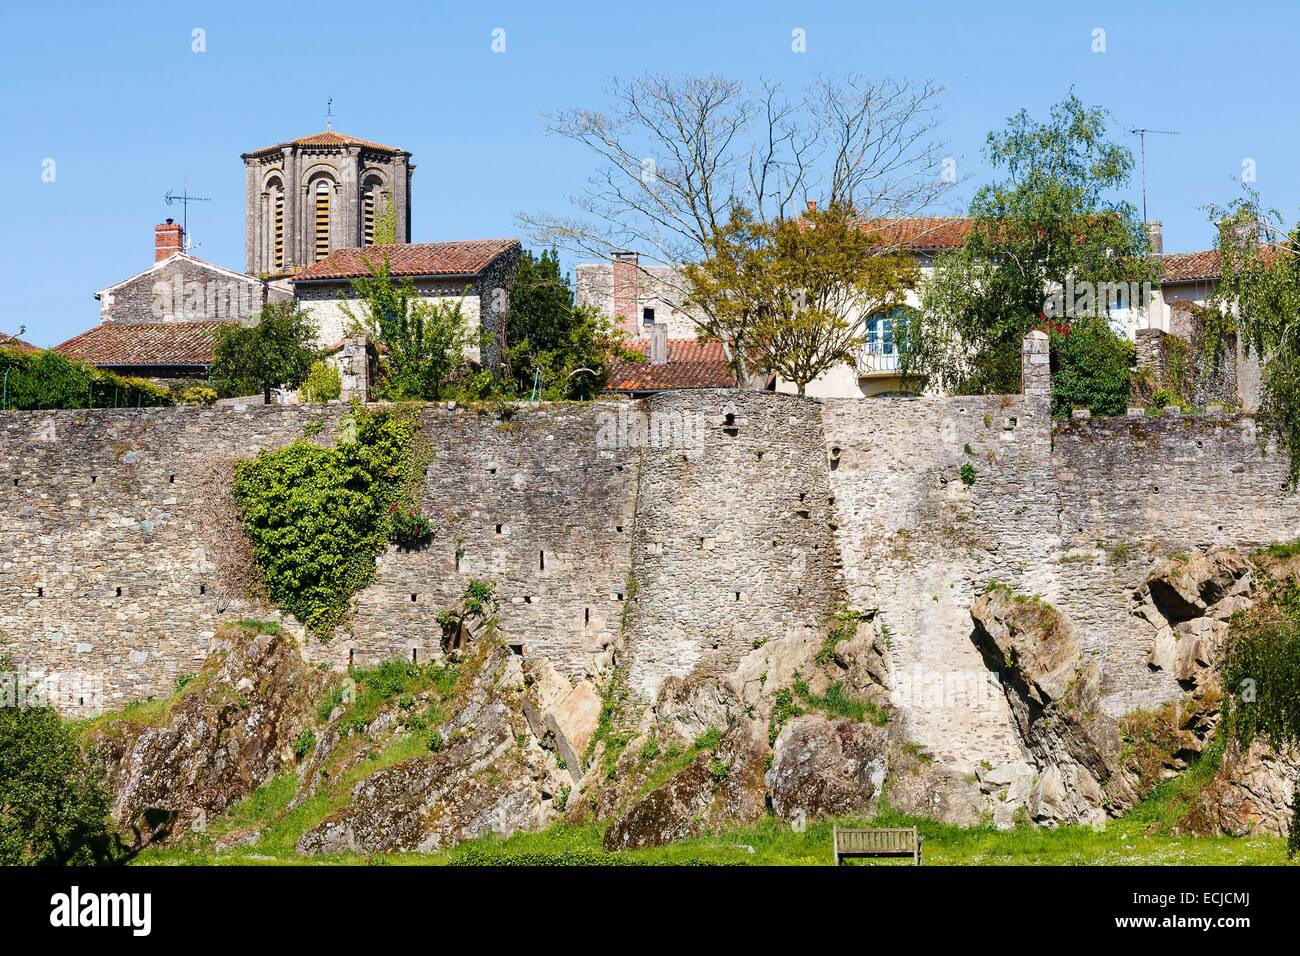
[{"x1": 833, "y1": 826, "x2": 922, "y2": 866}]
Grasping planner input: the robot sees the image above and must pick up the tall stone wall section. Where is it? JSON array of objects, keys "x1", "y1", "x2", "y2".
[
  {"x1": 345, "y1": 402, "x2": 640, "y2": 678},
  {"x1": 1051, "y1": 413, "x2": 1300, "y2": 716},
  {"x1": 820, "y1": 393, "x2": 1057, "y2": 769},
  {"x1": 0, "y1": 404, "x2": 351, "y2": 712},
  {"x1": 623, "y1": 392, "x2": 845, "y2": 696}
]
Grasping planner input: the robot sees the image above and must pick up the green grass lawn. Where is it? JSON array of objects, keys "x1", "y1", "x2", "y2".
[{"x1": 136, "y1": 805, "x2": 1292, "y2": 867}]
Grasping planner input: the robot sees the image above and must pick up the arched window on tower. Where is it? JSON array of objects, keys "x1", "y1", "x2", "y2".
[
  {"x1": 270, "y1": 180, "x2": 285, "y2": 270},
  {"x1": 314, "y1": 179, "x2": 332, "y2": 261},
  {"x1": 363, "y1": 182, "x2": 378, "y2": 246}
]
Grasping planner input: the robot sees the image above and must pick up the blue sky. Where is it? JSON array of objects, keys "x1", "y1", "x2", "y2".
[{"x1": 3, "y1": 0, "x2": 1298, "y2": 347}]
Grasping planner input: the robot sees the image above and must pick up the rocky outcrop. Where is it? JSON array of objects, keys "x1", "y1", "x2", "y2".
[
  {"x1": 1132, "y1": 547, "x2": 1299, "y2": 839},
  {"x1": 597, "y1": 616, "x2": 894, "y2": 847},
  {"x1": 1135, "y1": 548, "x2": 1255, "y2": 692},
  {"x1": 970, "y1": 586, "x2": 1138, "y2": 826},
  {"x1": 521, "y1": 658, "x2": 603, "y2": 786},
  {"x1": 298, "y1": 644, "x2": 571, "y2": 854},
  {"x1": 89, "y1": 623, "x2": 324, "y2": 841},
  {"x1": 1176, "y1": 740, "x2": 1299, "y2": 838},
  {"x1": 766, "y1": 715, "x2": 887, "y2": 820},
  {"x1": 601, "y1": 719, "x2": 768, "y2": 850}
]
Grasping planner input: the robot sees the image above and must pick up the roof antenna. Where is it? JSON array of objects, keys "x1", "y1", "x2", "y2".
[
  {"x1": 164, "y1": 176, "x2": 211, "y2": 251},
  {"x1": 325, "y1": 97, "x2": 334, "y2": 131},
  {"x1": 1128, "y1": 127, "x2": 1180, "y2": 224}
]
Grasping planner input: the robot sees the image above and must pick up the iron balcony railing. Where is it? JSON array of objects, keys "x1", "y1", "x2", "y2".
[{"x1": 856, "y1": 340, "x2": 905, "y2": 374}]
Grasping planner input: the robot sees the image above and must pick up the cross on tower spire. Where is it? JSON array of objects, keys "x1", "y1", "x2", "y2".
[{"x1": 325, "y1": 97, "x2": 334, "y2": 131}]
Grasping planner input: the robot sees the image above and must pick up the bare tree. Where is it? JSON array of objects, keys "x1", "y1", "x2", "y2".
[{"x1": 518, "y1": 73, "x2": 955, "y2": 386}]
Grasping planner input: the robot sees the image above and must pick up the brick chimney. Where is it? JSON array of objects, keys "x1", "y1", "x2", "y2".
[
  {"x1": 155, "y1": 219, "x2": 184, "y2": 261},
  {"x1": 807, "y1": 200, "x2": 817, "y2": 213},
  {"x1": 612, "y1": 251, "x2": 639, "y2": 336}
]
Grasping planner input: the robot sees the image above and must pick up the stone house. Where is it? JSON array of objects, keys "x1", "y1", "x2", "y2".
[
  {"x1": 290, "y1": 239, "x2": 522, "y2": 370},
  {"x1": 55, "y1": 219, "x2": 292, "y2": 382},
  {"x1": 576, "y1": 216, "x2": 975, "y2": 399}
]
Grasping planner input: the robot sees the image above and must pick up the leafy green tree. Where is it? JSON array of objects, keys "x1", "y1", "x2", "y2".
[
  {"x1": 1048, "y1": 317, "x2": 1135, "y2": 418},
  {"x1": 904, "y1": 93, "x2": 1156, "y2": 396},
  {"x1": 0, "y1": 661, "x2": 115, "y2": 865},
  {"x1": 340, "y1": 255, "x2": 470, "y2": 401},
  {"x1": 506, "y1": 249, "x2": 633, "y2": 399},
  {"x1": 1204, "y1": 188, "x2": 1300, "y2": 485},
  {"x1": 685, "y1": 203, "x2": 919, "y2": 395},
  {"x1": 210, "y1": 301, "x2": 320, "y2": 404}
]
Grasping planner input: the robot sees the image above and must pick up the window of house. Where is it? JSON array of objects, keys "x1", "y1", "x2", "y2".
[
  {"x1": 642, "y1": 307, "x2": 655, "y2": 327},
  {"x1": 865, "y1": 313, "x2": 896, "y2": 354},
  {"x1": 865, "y1": 306, "x2": 917, "y2": 354}
]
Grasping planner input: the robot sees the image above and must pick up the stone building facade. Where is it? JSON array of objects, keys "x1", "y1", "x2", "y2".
[
  {"x1": 94, "y1": 221, "x2": 290, "y2": 328},
  {"x1": 242, "y1": 131, "x2": 414, "y2": 279},
  {"x1": 291, "y1": 239, "x2": 521, "y2": 366}
]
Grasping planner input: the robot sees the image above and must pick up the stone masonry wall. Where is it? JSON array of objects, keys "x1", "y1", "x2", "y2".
[{"x1": 2, "y1": 365, "x2": 1297, "y2": 784}]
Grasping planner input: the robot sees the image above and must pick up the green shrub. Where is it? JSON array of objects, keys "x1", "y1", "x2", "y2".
[
  {"x1": 388, "y1": 503, "x2": 433, "y2": 549},
  {"x1": 959, "y1": 462, "x2": 977, "y2": 486},
  {"x1": 293, "y1": 729, "x2": 317, "y2": 762},
  {"x1": 1048, "y1": 317, "x2": 1136, "y2": 419},
  {"x1": 0, "y1": 659, "x2": 115, "y2": 865},
  {"x1": 300, "y1": 359, "x2": 342, "y2": 403}
]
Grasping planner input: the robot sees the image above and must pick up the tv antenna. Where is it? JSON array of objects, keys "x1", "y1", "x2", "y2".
[
  {"x1": 1128, "y1": 127, "x2": 1180, "y2": 223},
  {"x1": 164, "y1": 177, "x2": 211, "y2": 248}
]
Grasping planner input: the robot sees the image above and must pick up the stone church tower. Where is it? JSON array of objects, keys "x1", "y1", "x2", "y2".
[{"x1": 241, "y1": 131, "x2": 414, "y2": 277}]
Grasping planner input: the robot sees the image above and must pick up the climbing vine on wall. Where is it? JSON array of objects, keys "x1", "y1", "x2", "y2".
[
  {"x1": 231, "y1": 404, "x2": 428, "y2": 637},
  {"x1": 1218, "y1": 562, "x2": 1300, "y2": 857}
]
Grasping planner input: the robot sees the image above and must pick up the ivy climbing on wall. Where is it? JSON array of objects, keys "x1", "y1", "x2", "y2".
[{"x1": 231, "y1": 403, "x2": 431, "y2": 637}]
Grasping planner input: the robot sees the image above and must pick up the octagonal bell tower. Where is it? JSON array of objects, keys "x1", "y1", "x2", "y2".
[{"x1": 241, "y1": 130, "x2": 413, "y2": 277}]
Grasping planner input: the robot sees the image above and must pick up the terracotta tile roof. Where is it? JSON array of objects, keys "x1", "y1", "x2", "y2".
[
  {"x1": 605, "y1": 339, "x2": 735, "y2": 391},
  {"x1": 1159, "y1": 243, "x2": 1290, "y2": 284},
  {"x1": 862, "y1": 217, "x2": 973, "y2": 250},
  {"x1": 244, "y1": 130, "x2": 406, "y2": 156},
  {"x1": 0, "y1": 331, "x2": 39, "y2": 352},
  {"x1": 291, "y1": 240, "x2": 520, "y2": 281},
  {"x1": 1160, "y1": 250, "x2": 1221, "y2": 282},
  {"x1": 55, "y1": 321, "x2": 231, "y2": 368}
]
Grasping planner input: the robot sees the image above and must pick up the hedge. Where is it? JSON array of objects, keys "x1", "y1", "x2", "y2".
[{"x1": 0, "y1": 347, "x2": 171, "y2": 411}]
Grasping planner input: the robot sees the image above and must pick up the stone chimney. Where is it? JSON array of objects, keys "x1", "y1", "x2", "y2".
[
  {"x1": 612, "y1": 251, "x2": 639, "y2": 336},
  {"x1": 1144, "y1": 221, "x2": 1163, "y2": 255},
  {"x1": 155, "y1": 219, "x2": 184, "y2": 261},
  {"x1": 649, "y1": 322, "x2": 669, "y2": 365}
]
